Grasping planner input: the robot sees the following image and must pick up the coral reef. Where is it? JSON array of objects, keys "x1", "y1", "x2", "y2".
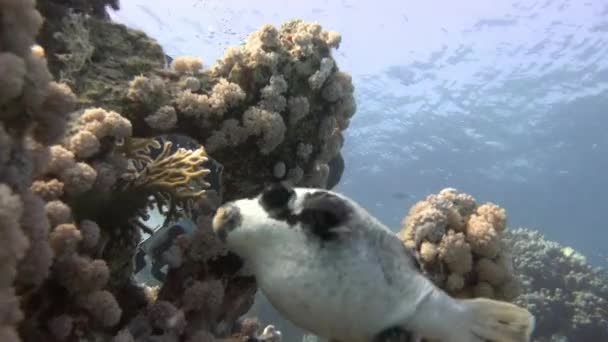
[
  {"x1": 121, "y1": 20, "x2": 355, "y2": 200},
  {"x1": 399, "y1": 188, "x2": 520, "y2": 301},
  {"x1": 505, "y1": 228, "x2": 608, "y2": 341},
  {"x1": 400, "y1": 189, "x2": 608, "y2": 341},
  {"x1": 36, "y1": 0, "x2": 166, "y2": 109},
  {"x1": 2, "y1": 0, "x2": 352, "y2": 341},
  {"x1": 36, "y1": 0, "x2": 352, "y2": 201},
  {"x1": 0, "y1": 0, "x2": 77, "y2": 340}
]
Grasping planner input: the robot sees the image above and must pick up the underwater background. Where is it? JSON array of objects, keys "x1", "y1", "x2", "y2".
[
  {"x1": 1, "y1": 0, "x2": 606, "y2": 341},
  {"x1": 111, "y1": 0, "x2": 608, "y2": 266}
]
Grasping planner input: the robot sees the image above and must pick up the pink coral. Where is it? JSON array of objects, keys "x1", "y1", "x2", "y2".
[
  {"x1": 78, "y1": 220, "x2": 100, "y2": 249},
  {"x1": 55, "y1": 254, "x2": 110, "y2": 294},
  {"x1": 47, "y1": 145, "x2": 76, "y2": 175},
  {"x1": 69, "y1": 130, "x2": 100, "y2": 159},
  {"x1": 78, "y1": 290, "x2": 122, "y2": 327},
  {"x1": 0, "y1": 53, "x2": 27, "y2": 105},
  {"x1": 30, "y1": 179, "x2": 64, "y2": 200},
  {"x1": 45, "y1": 200, "x2": 72, "y2": 227},
  {"x1": 0, "y1": 185, "x2": 28, "y2": 264},
  {"x1": 50, "y1": 223, "x2": 82, "y2": 255},
  {"x1": 59, "y1": 162, "x2": 97, "y2": 195}
]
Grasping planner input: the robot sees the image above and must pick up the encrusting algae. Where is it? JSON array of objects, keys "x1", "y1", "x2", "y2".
[{"x1": 0, "y1": 1, "x2": 606, "y2": 342}]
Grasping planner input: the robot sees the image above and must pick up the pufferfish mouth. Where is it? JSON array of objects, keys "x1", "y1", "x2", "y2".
[{"x1": 212, "y1": 203, "x2": 241, "y2": 243}]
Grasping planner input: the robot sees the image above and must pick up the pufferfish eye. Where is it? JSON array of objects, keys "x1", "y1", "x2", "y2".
[{"x1": 260, "y1": 182, "x2": 295, "y2": 211}]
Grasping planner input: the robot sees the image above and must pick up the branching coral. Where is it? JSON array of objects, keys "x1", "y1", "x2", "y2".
[
  {"x1": 505, "y1": 228, "x2": 608, "y2": 341},
  {"x1": 399, "y1": 188, "x2": 519, "y2": 301},
  {"x1": 125, "y1": 141, "x2": 211, "y2": 223}
]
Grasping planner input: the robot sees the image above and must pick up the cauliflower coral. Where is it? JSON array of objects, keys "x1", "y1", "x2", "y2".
[
  {"x1": 123, "y1": 20, "x2": 355, "y2": 199},
  {"x1": 399, "y1": 188, "x2": 519, "y2": 301}
]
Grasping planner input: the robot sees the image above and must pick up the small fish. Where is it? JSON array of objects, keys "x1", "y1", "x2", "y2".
[{"x1": 391, "y1": 192, "x2": 409, "y2": 200}]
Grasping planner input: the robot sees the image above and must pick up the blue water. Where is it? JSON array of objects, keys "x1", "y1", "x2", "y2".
[{"x1": 111, "y1": 0, "x2": 608, "y2": 265}]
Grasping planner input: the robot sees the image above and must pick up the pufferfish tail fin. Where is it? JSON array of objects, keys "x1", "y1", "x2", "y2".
[{"x1": 458, "y1": 297, "x2": 535, "y2": 342}]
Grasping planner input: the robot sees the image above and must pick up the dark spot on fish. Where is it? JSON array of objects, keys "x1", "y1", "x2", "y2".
[
  {"x1": 259, "y1": 182, "x2": 294, "y2": 213},
  {"x1": 373, "y1": 326, "x2": 414, "y2": 342},
  {"x1": 471, "y1": 331, "x2": 495, "y2": 342},
  {"x1": 298, "y1": 191, "x2": 352, "y2": 241},
  {"x1": 260, "y1": 184, "x2": 352, "y2": 242}
]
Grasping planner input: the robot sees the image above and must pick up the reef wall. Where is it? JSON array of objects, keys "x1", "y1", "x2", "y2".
[{"x1": 1, "y1": 0, "x2": 352, "y2": 340}]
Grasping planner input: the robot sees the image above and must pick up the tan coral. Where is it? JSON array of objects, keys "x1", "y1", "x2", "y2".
[
  {"x1": 446, "y1": 273, "x2": 465, "y2": 292},
  {"x1": 69, "y1": 130, "x2": 100, "y2": 159},
  {"x1": 242, "y1": 106, "x2": 286, "y2": 154},
  {"x1": 438, "y1": 230, "x2": 473, "y2": 275},
  {"x1": 59, "y1": 162, "x2": 97, "y2": 195},
  {"x1": 400, "y1": 188, "x2": 518, "y2": 302},
  {"x1": 419, "y1": 241, "x2": 438, "y2": 263},
  {"x1": 145, "y1": 105, "x2": 178, "y2": 131},
  {"x1": 475, "y1": 203, "x2": 507, "y2": 232},
  {"x1": 466, "y1": 214, "x2": 501, "y2": 258},
  {"x1": 30, "y1": 179, "x2": 64, "y2": 201},
  {"x1": 171, "y1": 56, "x2": 204, "y2": 74},
  {"x1": 476, "y1": 258, "x2": 507, "y2": 286}
]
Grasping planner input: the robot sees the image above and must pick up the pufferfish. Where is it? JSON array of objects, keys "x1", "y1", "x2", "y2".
[{"x1": 213, "y1": 183, "x2": 535, "y2": 342}]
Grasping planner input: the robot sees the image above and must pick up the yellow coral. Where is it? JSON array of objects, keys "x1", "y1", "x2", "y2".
[{"x1": 127, "y1": 140, "x2": 211, "y2": 222}]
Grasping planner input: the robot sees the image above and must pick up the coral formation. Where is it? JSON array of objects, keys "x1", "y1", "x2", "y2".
[
  {"x1": 2, "y1": 0, "x2": 352, "y2": 340},
  {"x1": 505, "y1": 228, "x2": 608, "y2": 341},
  {"x1": 36, "y1": 0, "x2": 166, "y2": 110},
  {"x1": 121, "y1": 20, "x2": 355, "y2": 199},
  {"x1": 399, "y1": 188, "x2": 520, "y2": 301},
  {"x1": 0, "y1": 0, "x2": 77, "y2": 340},
  {"x1": 37, "y1": 3, "x2": 351, "y2": 201}
]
